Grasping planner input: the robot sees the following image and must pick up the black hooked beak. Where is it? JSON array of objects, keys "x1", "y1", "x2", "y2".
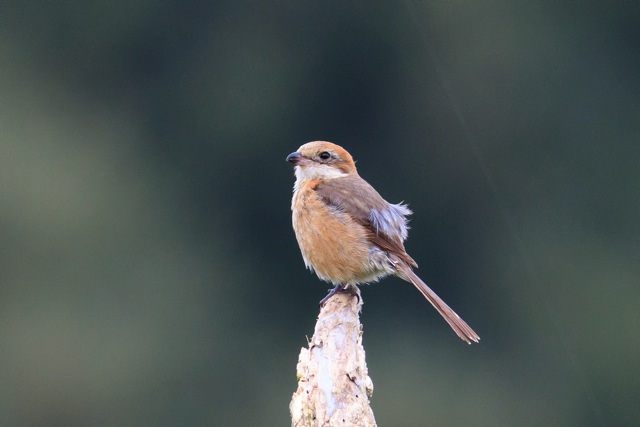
[{"x1": 286, "y1": 151, "x2": 303, "y2": 165}]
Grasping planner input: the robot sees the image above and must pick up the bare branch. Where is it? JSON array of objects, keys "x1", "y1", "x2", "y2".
[{"x1": 290, "y1": 290, "x2": 376, "y2": 427}]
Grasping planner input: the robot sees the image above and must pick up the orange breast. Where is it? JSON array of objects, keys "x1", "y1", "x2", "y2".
[{"x1": 292, "y1": 181, "x2": 376, "y2": 284}]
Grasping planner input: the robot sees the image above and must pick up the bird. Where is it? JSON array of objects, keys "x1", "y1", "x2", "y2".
[{"x1": 286, "y1": 141, "x2": 480, "y2": 344}]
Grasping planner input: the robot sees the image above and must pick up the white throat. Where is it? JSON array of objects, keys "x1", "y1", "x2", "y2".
[{"x1": 294, "y1": 163, "x2": 347, "y2": 184}]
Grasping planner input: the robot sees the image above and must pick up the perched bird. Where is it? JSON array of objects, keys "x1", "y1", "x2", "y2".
[{"x1": 287, "y1": 141, "x2": 480, "y2": 344}]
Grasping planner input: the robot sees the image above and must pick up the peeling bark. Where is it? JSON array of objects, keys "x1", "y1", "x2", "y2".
[{"x1": 290, "y1": 290, "x2": 376, "y2": 427}]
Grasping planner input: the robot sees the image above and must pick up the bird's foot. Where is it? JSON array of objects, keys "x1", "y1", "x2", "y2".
[{"x1": 319, "y1": 284, "x2": 360, "y2": 307}]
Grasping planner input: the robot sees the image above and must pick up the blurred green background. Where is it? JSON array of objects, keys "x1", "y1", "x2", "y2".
[{"x1": 1, "y1": 1, "x2": 639, "y2": 425}]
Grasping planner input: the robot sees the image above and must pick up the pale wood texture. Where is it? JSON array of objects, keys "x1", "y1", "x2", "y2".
[{"x1": 290, "y1": 290, "x2": 376, "y2": 427}]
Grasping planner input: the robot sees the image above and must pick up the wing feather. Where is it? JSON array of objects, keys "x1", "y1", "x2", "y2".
[{"x1": 314, "y1": 177, "x2": 417, "y2": 267}]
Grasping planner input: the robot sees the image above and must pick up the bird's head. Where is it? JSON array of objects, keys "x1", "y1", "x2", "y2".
[{"x1": 286, "y1": 141, "x2": 357, "y2": 181}]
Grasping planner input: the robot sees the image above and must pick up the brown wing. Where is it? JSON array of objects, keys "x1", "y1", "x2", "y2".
[{"x1": 314, "y1": 177, "x2": 417, "y2": 268}]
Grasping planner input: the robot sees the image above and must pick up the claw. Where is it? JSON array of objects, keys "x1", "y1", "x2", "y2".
[{"x1": 319, "y1": 284, "x2": 360, "y2": 307}]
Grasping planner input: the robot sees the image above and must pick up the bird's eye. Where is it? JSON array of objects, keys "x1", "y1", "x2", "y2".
[{"x1": 319, "y1": 151, "x2": 331, "y2": 160}]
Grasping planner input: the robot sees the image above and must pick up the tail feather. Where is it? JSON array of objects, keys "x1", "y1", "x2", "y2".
[{"x1": 397, "y1": 263, "x2": 480, "y2": 344}]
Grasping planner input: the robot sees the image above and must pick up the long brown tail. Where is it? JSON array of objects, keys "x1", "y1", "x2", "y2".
[{"x1": 396, "y1": 263, "x2": 480, "y2": 344}]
